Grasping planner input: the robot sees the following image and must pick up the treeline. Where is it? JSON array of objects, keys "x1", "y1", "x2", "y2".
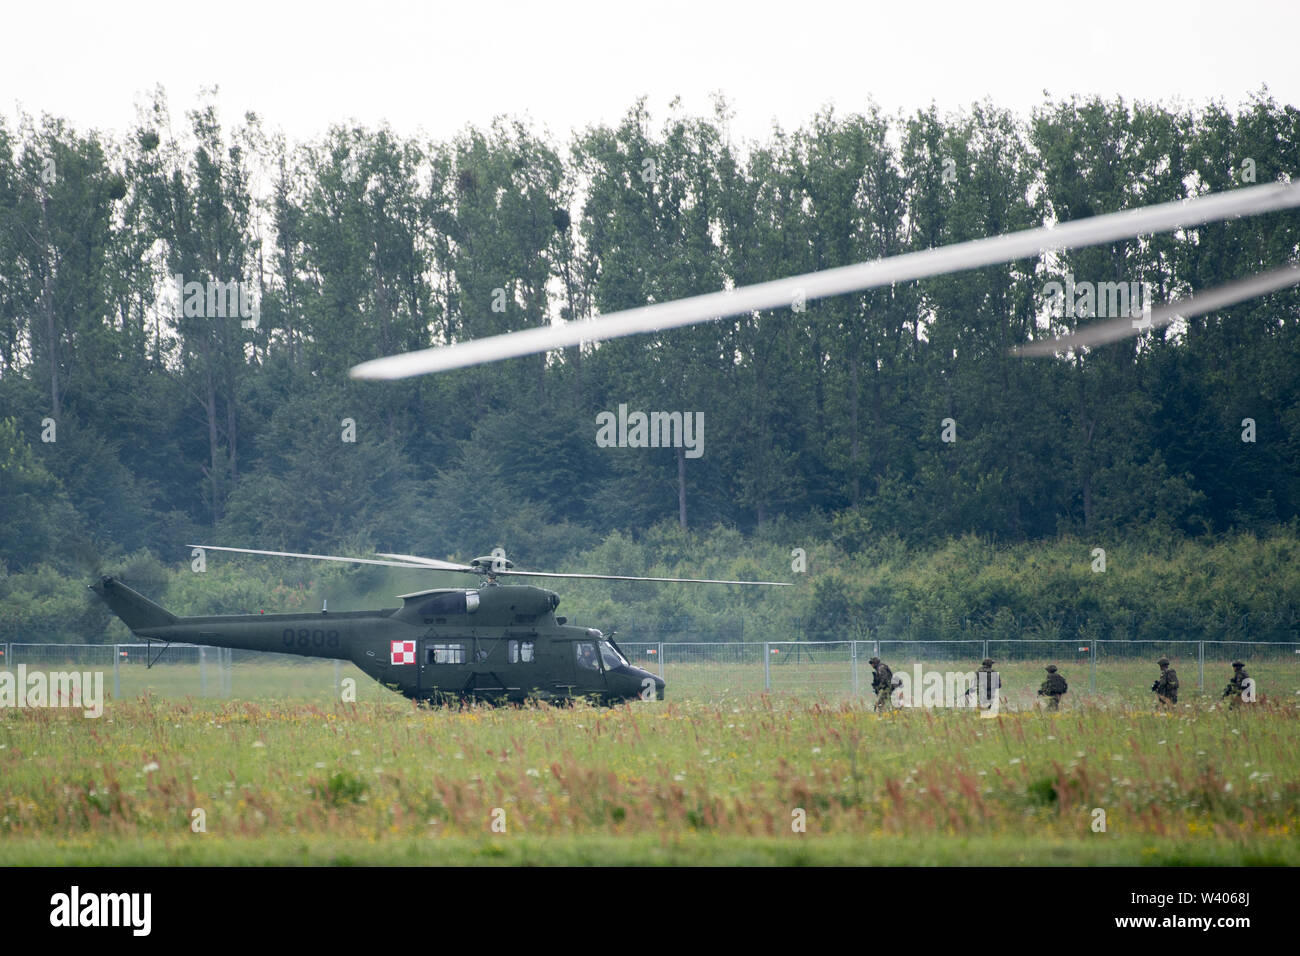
[
  {"x1": 3, "y1": 526, "x2": 1298, "y2": 646},
  {"x1": 1, "y1": 89, "x2": 1299, "y2": 641}
]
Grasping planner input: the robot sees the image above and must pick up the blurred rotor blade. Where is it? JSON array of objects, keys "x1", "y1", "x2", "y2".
[
  {"x1": 187, "y1": 544, "x2": 438, "y2": 570},
  {"x1": 1014, "y1": 261, "x2": 1300, "y2": 357},
  {"x1": 374, "y1": 552, "x2": 476, "y2": 572},
  {"x1": 350, "y1": 181, "x2": 1300, "y2": 380},
  {"x1": 495, "y1": 569, "x2": 792, "y2": 586}
]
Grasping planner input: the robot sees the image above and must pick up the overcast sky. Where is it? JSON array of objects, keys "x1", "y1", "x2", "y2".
[{"x1": 4, "y1": 0, "x2": 1298, "y2": 146}]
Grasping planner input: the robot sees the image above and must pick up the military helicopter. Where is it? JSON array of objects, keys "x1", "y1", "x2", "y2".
[{"x1": 91, "y1": 545, "x2": 790, "y2": 704}]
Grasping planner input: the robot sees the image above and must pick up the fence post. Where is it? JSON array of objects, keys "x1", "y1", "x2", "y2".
[
  {"x1": 657, "y1": 642, "x2": 664, "y2": 679},
  {"x1": 1198, "y1": 641, "x2": 1204, "y2": 692},
  {"x1": 113, "y1": 644, "x2": 121, "y2": 699},
  {"x1": 851, "y1": 641, "x2": 859, "y2": 696},
  {"x1": 1090, "y1": 642, "x2": 1097, "y2": 694},
  {"x1": 333, "y1": 660, "x2": 341, "y2": 699},
  {"x1": 199, "y1": 646, "x2": 207, "y2": 698},
  {"x1": 982, "y1": 639, "x2": 988, "y2": 662},
  {"x1": 763, "y1": 642, "x2": 771, "y2": 691}
]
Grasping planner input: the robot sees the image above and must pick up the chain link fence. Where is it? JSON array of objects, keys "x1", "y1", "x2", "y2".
[
  {"x1": 2, "y1": 640, "x2": 1297, "y2": 704},
  {"x1": 0, "y1": 643, "x2": 391, "y2": 703},
  {"x1": 616, "y1": 639, "x2": 1300, "y2": 704}
]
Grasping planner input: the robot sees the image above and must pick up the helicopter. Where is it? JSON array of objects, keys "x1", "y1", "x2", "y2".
[{"x1": 91, "y1": 545, "x2": 790, "y2": 705}]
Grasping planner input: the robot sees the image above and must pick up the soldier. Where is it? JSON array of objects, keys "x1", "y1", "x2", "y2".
[
  {"x1": 868, "y1": 656, "x2": 894, "y2": 712},
  {"x1": 1151, "y1": 656, "x2": 1179, "y2": 707},
  {"x1": 1221, "y1": 660, "x2": 1253, "y2": 708},
  {"x1": 966, "y1": 658, "x2": 999, "y2": 710},
  {"x1": 1037, "y1": 664, "x2": 1068, "y2": 711}
]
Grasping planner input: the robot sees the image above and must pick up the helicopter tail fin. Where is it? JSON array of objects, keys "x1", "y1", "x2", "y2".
[{"x1": 89, "y1": 575, "x2": 178, "y2": 632}]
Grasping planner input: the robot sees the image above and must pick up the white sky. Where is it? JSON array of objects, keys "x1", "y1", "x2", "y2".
[{"x1": 4, "y1": 0, "x2": 1298, "y2": 147}]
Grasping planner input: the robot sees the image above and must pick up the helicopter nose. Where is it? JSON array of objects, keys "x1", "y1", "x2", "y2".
[{"x1": 630, "y1": 670, "x2": 665, "y2": 700}]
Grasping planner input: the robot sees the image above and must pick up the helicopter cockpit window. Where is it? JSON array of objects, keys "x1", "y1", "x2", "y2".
[
  {"x1": 427, "y1": 643, "x2": 464, "y2": 665},
  {"x1": 576, "y1": 642, "x2": 600, "y2": 671},
  {"x1": 599, "y1": 641, "x2": 627, "y2": 670},
  {"x1": 508, "y1": 640, "x2": 534, "y2": 663}
]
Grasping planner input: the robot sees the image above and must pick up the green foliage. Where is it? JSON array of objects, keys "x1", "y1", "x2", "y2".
[
  {"x1": 2, "y1": 91, "x2": 1300, "y2": 641},
  {"x1": 0, "y1": 418, "x2": 79, "y2": 568}
]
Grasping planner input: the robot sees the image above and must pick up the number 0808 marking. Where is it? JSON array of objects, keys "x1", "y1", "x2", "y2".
[{"x1": 282, "y1": 628, "x2": 340, "y2": 649}]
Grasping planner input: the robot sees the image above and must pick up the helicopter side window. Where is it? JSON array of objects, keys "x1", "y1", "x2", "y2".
[
  {"x1": 508, "y1": 640, "x2": 535, "y2": 663},
  {"x1": 427, "y1": 643, "x2": 464, "y2": 665},
  {"x1": 576, "y1": 642, "x2": 600, "y2": 671}
]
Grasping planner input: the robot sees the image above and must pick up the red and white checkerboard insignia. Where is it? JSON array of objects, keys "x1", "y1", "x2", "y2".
[{"x1": 391, "y1": 640, "x2": 416, "y2": 665}]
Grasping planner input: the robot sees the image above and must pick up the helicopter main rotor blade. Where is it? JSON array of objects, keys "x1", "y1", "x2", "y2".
[
  {"x1": 348, "y1": 181, "x2": 1300, "y2": 381},
  {"x1": 374, "y1": 552, "x2": 477, "y2": 572},
  {"x1": 187, "y1": 544, "x2": 439, "y2": 570},
  {"x1": 1013, "y1": 261, "x2": 1300, "y2": 356},
  {"x1": 494, "y1": 569, "x2": 792, "y2": 586}
]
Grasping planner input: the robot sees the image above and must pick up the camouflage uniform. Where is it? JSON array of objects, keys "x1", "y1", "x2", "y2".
[
  {"x1": 1152, "y1": 657, "x2": 1179, "y2": 707},
  {"x1": 1037, "y1": 664, "x2": 1067, "y2": 711},
  {"x1": 868, "y1": 657, "x2": 894, "y2": 712},
  {"x1": 1221, "y1": 661, "x2": 1252, "y2": 708}
]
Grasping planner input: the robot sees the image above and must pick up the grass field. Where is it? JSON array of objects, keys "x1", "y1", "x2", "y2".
[{"x1": 1, "y1": 677, "x2": 1297, "y2": 865}]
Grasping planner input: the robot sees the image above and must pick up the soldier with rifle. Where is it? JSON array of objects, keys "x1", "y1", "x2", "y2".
[
  {"x1": 1151, "y1": 656, "x2": 1179, "y2": 707},
  {"x1": 1037, "y1": 664, "x2": 1068, "y2": 711},
  {"x1": 1221, "y1": 660, "x2": 1254, "y2": 708},
  {"x1": 868, "y1": 656, "x2": 894, "y2": 712}
]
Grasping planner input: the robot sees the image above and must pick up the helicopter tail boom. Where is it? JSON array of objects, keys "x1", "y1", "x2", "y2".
[{"x1": 89, "y1": 575, "x2": 179, "y2": 632}]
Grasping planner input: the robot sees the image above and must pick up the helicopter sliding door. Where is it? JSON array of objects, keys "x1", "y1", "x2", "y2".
[
  {"x1": 420, "y1": 637, "x2": 469, "y2": 699},
  {"x1": 419, "y1": 635, "x2": 523, "y2": 700},
  {"x1": 464, "y1": 636, "x2": 511, "y2": 698}
]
